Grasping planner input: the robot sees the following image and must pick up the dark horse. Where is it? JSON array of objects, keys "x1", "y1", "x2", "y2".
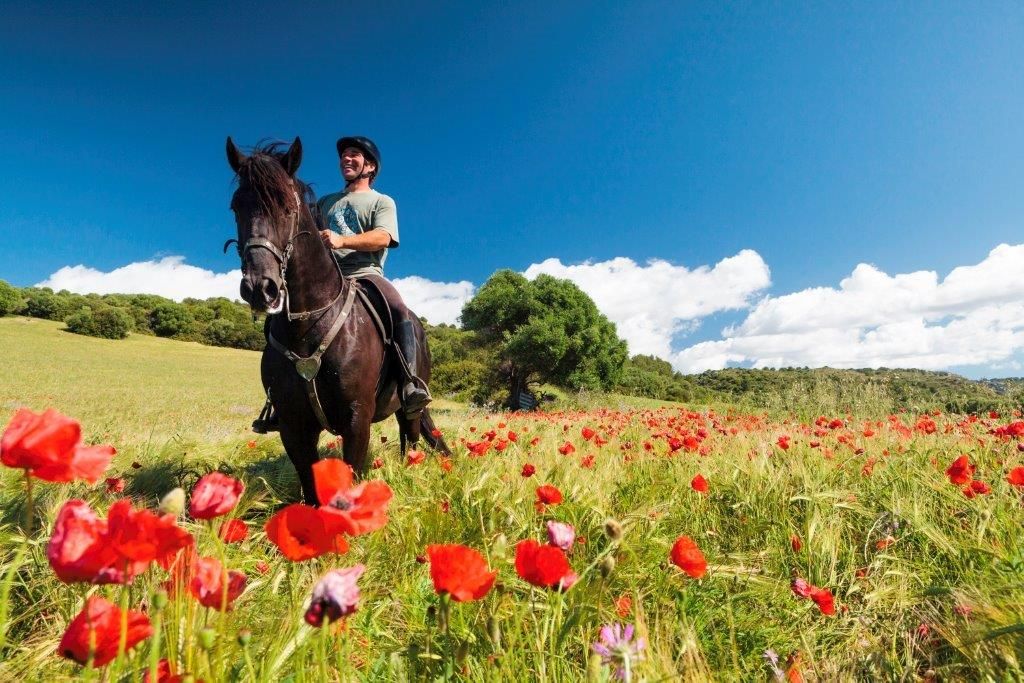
[{"x1": 225, "y1": 137, "x2": 450, "y2": 503}]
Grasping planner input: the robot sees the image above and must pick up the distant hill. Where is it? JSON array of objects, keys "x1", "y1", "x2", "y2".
[{"x1": 617, "y1": 356, "x2": 1024, "y2": 416}]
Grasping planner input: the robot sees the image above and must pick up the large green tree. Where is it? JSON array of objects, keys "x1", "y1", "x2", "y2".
[{"x1": 461, "y1": 270, "x2": 628, "y2": 408}]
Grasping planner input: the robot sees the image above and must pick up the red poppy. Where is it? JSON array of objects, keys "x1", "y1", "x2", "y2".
[
  {"x1": 535, "y1": 484, "x2": 563, "y2": 506},
  {"x1": 1, "y1": 408, "x2": 115, "y2": 484},
  {"x1": 558, "y1": 442, "x2": 576, "y2": 456},
  {"x1": 670, "y1": 536, "x2": 706, "y2": 579},
  {"x1": 467, "y1": 440, "x2": 490, "y2": 456},
  {"x1": 265, "y1": 504, "x2": 348, "y2": 561},
  {"x1": 791, "y1": 535, "x2": 802, "y2": 552},
  {"x1": 219, "y1": 519, "x2": 248, "y2": 543},
  {"x1": 777, "y1": 435, "x2": 791, "y2": 451},
  {"x1": 1007, "y1": 466, "x2": 1024, "y2": 487},
  {"x1": 946, "y1": 455, "x2": 975, "y2": 485},
  {"x1": 963, "y1": 479, "x2": 991, "y2": 498},
  {"x1": 407, "y1": 449, "x2": 426, "y2": 466},
  {"x1": 189, "y1": 472, "x2": 244, "y2": 520},
  {"x1": 431, "y1": 428, "x2": 442, "y2": 438},
  {"x1": 791, "y1": 577, "x2": 835, "y2": 616},
  {"x1": 581, "y1": 427, "x2": 596, "y2": 441},
  {"x1": 105, "y1": 477, "x2": 125, "y2": 494},
  {"x1": 514, "y1": 539, "x2": 577, "y2": 589},
  {"x1": 313, "y1": 459, "x2": 393, "y2": 536},
  {"x1": 48, "y1": 499, "x2": 193, "y2": 585},
  {"x1": 189, "y1": 556, "x2": 246, "y2": 610},
  {"x1": 614, "y1": 594, "x2": 632, "y2": 618},
  {"x1": 426, "y1": 544, "x2": 497, "y2": 602},
  {"x1": 255, "y1": 560, "x2": 270, "y2": 574},
  {"x1": 809, "y1": 587, "x2": 835, "y2": 615},
  {"x1": 438, "y1": 457, "x2": 453, "y2": 472},
  {"x1": 521, "y1": 463, "x2": 536, "y2": 478},
  {"x1": 58, "y1": 596, "x2": 152, "y2": 667},
  {"x1": 690, "y1": 474, "x2": 709, "y2": 494}
]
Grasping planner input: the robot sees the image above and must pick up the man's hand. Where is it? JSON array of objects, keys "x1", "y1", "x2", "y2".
[{"x1": 319, "y1": 230, "x2": 346, "y2": 249}]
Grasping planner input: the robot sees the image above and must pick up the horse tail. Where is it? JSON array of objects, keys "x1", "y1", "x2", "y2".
[{"x1": 420, "y1": 408, "x2": 452, "y2": 456}]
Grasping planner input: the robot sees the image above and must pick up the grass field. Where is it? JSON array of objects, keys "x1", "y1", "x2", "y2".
[{"x1": 2, "y1": 317, "x2": 1024, "y2": 681}]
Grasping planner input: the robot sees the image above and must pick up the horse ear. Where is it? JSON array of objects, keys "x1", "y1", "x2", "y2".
[
  {"x1": 282, "y1": 137, "x2": 303, "y2": 176},
  {"x1": 226, "y1": 137, "x2": 247, "y2": 173}
]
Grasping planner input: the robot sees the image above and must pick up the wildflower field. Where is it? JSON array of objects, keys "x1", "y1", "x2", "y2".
[{"x1": 2, "y1": 317, "x2": 1024, "y2": 681}]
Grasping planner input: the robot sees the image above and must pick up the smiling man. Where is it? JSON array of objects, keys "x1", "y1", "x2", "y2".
[{"x1": 317, "y1": 136, "x2": 431, "y2": 417}]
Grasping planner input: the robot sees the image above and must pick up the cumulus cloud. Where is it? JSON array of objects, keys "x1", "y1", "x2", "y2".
[
  {"x1": 36, "y1": 256, "x2": 475, "y2": 325},
  {"x1": 37, "y1": 256, "x2": 242, "y2": 301},
  {"x1": 523, "y1": 250, "x2": 772, "y2": 358},
  {"x1": 392, "y1": 275, "x2": 475, "y2": 325},
  {"x1": 673, "y1": 243, "x2": 1024, "y2": 373}
]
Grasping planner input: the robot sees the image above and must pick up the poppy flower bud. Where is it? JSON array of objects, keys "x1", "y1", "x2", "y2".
[
  {"x1": 487, "y1": 615, "x2": 501, "y2": 647},
  {"x1": 493, "y1": 533, "x2": 507, "y2": 557},
  {"x1": 159, "y1": 488, "x2": 186, "y2": 516},
  {"x1": 152, "y1": 588, "x2": 168, "y2": 610},
  {"x1": 237, "y1": 629, "x2": 252, "y2": 646},
  {"x1": 599, "y1": 555, "x2": 616, "y2": 578},
  {"x1": 198, "y1": 627, "x2": 216, "y2": 650},
  {"x1": 456, "y1": 641, "x2": 470, "y2": 666},
  {"x1": 604, "y1": 518, "x2": 623, "y2": 543}
]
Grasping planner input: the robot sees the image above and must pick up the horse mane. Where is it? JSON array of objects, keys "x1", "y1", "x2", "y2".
[{"x1": 231, "y1": 140, "x2": 324, "y2": 230}]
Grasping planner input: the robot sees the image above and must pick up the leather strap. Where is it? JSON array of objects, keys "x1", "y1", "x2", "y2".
[{"x1": 267, "y1": 282, "x2": 358, "y2": 435}]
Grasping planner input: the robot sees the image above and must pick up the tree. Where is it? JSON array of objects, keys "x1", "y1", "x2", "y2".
[
  {"x1": 0, "y1": 280, "x2": 23, "y2": 316},
  {"x1": 149, "y1": 302, "x2": 196, "y2": 338},
  {"x1": 461, "y1": 270, "x2": 628, "y2": 408}
]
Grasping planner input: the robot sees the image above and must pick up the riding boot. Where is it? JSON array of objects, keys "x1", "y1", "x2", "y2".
[
  {"x1": 394, "y1": 319, "x2": 432, "y2": 418},
  {"x1": 252, "y1": 317, "x2": 280, "y2": 433},
  {"x1": 251, "y1": 392, "x2": 279, "y2": 434}
]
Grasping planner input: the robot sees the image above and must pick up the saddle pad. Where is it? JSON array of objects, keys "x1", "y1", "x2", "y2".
[{"x1": 354, "y1": 276, "x2": 394, "y2": 345}]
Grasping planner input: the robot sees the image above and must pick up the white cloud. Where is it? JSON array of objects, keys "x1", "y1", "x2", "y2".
[
  {"x1": 36, "y1": 256, "x2": 475, "y2": 326},
  {"x1": 673, "y1": 244, "x2": 1024, "y2": 373},
  {"x1": 522, "y1": 250, "x2": 772, "y2": 358},
  {"x1": 392, "y1": 275, "x2": 475, "y2": 326},
  {"x1": 37, "y1": 256, "x2": 242, "y2": 301}
]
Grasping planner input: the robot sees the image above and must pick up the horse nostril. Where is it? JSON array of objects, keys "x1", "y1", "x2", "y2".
[
  {"x1": 240, "y1": 279, "x2": 255, "y2": 302},
  {"x1": 260, "y1": 279, "x2": 280, "y2": 304}
]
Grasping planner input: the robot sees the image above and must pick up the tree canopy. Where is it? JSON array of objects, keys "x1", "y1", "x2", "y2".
[{"x1": 461, "y1": 270, "x2": 628, "y2": 406}]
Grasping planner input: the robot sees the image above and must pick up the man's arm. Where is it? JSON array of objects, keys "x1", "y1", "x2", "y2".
[{"x1": 319, "y1": 229, "x2": 393, "y2": 251}]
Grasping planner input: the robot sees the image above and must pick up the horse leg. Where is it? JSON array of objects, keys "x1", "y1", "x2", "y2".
[
  {"x1": 341, "y1": 410, "x2": 373, "y2": 475},
  {"x1": 279, "y1": 424, "x2": 321, "y2": 505}
]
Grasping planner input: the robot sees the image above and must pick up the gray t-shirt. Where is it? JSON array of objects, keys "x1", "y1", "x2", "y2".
[{"x1": 317, "y1": 189, "x2": 399, "y2": 277}]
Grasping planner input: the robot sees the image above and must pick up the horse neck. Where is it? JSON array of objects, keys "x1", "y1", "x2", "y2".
[{"x1": 283, "y1": 211, "x2": 346, "y2": 327}]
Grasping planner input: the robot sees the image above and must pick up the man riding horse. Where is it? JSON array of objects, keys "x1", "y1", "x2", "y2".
[{"x1": 252, "y1": 136, "x2": 432, "y2": 432}]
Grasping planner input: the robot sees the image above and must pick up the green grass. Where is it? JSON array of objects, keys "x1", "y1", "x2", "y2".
[{"x1": 2, "y1": 318, "x2": 1024, "y2": 681}]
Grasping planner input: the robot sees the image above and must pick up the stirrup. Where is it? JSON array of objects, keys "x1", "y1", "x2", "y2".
[
  {"x1": 251, "y1": 396, "x2": 279, "y2": 434},
  {"x1": 401, "y1": 378, "x2": 432, "y2": 419}
]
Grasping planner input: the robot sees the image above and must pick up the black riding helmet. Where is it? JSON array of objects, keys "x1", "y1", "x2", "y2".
[{"x1": 335, "y1": 136, "x2": 381, "y2": 181}]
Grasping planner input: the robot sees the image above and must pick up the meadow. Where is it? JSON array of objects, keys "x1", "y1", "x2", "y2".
[{"x1": 2, "y1": 315, "x2": 1024, "y2": 681}]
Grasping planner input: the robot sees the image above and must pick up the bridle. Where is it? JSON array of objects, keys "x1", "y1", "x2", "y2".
[{"x1": 224, "y1": 187, "x2": 344, "y2": 322}]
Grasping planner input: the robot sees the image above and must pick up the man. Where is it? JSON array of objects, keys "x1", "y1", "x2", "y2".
[{"x1": 252, "y1": 136, "x2": 431, "y2": 433}]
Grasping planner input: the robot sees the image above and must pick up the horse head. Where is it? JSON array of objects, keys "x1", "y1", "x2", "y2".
[{"x1": 226, "y1": 136, "x2": 304, "y2": 314}]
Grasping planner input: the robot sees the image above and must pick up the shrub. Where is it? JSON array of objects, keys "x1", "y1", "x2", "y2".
[
  {"x1": 0, "y1": 280, "x2": 24, "y2": 316},
  {"x1": 65, "y1": 306, "x2": 133, "y2": 339},
  {"x1": 92, "y1": 307, "x2": 134, "y2": 339},
  {"x1": 149, "y1": 303, "x2": 196, "y2": 337}
]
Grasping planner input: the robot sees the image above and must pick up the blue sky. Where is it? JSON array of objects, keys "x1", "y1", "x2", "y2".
[{"x1": 2, "y1": 2, "x2": 1024, "y2": 376}]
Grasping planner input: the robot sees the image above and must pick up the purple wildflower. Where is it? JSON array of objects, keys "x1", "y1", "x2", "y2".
[
  {"x1": 546, "y1": 520, "x2": 576, "y2": 551},
  {"x1": 592, "y1": 622, "x2": 645, "y2": 680},
  {"x1": 304, "y1": 565, "x2": 365, "y2": 627}
]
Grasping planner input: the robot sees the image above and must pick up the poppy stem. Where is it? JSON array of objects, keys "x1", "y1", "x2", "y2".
[{"x1": 23, "y1": 471, "x2": 33, "y2": 537}]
